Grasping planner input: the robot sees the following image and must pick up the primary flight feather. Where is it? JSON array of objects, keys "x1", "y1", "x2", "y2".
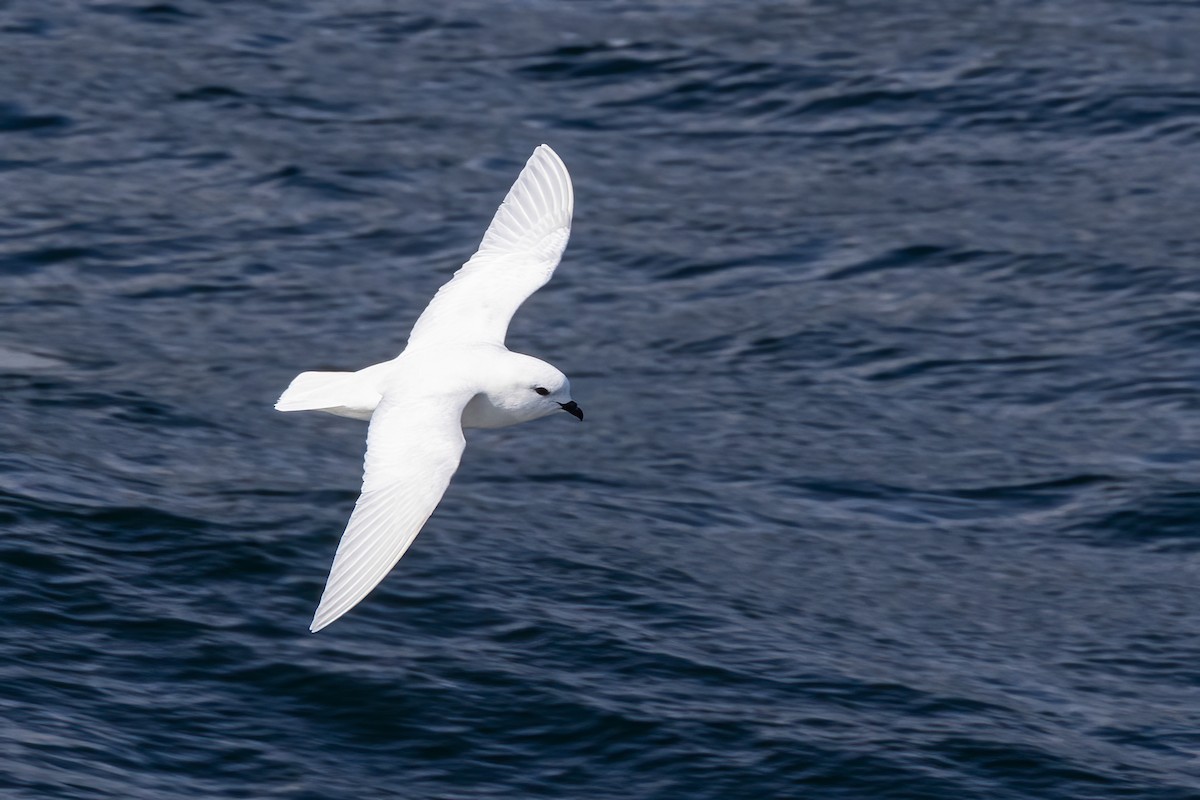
[{"x1": 276, "y1": 145, "x2": 583, "y2": 632}]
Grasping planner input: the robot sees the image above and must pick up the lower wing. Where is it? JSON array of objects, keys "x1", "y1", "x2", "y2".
[{"x1": 310, "y1": 388, "x2": 471, "y2": 632}]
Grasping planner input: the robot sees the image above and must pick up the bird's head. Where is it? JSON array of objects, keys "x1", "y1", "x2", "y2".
[{"x1": 506, "y1": 356, "x2": 583, "y2": 423}]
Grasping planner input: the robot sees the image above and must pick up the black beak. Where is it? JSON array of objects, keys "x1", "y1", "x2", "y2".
[{"x1": 559, "y1": 400, "x2": 584, "y2": 421}]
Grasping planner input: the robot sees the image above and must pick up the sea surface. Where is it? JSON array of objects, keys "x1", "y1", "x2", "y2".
[{"x1": 2, "y1": 1, "x2": 1200, "y2": 798}]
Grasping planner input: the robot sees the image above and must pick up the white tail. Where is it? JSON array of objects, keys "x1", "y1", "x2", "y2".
[{"x1": 275, "y1": 371, "x2": 381, "y2": 420}]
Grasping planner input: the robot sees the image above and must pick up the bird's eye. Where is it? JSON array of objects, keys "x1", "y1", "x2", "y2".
[{"x1": 534, "y1": 387, "x2": 550, "y2": 396}]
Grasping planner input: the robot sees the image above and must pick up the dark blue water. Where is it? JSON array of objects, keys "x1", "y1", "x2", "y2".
[{"x1": 3, "y1": 1, "x2": 1200, "y2": 798}]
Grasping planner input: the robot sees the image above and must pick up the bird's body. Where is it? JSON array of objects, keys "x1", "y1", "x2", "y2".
[
  {"x1": 276, "y1": 145, "x2": 583, "y2": 632},
  {"x1": 277, "y1": 345, "x2": 569, "y2": 428}
]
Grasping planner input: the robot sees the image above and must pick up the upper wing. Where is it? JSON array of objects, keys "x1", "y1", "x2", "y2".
[
  {"x1": 309, "y1": 387, "x2": 471, "y2": 632},
  {"x1": 406, "y1": 145, "x2": 574, "y2": 349}
]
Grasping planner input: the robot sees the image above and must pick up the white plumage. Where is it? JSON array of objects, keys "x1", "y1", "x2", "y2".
[
  {"x1": 408, "y1": 145, "x2": 573, "y2": 348},
  {"x1": 276, "y1": 146, "x2": 583, "y2": 632}
]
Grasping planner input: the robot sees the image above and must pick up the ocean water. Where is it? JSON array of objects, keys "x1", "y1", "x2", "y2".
[{"x1": 2, "y1": 1, "x2": 1200, "y2": 798}]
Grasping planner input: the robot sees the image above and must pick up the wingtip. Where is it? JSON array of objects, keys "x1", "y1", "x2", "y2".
[
  {"x1": 309, "y1": 598, "x2": 342, "y2": 632},
  {"x1": 531, "y1": 143, "x2": 565, "y2": 169},
  {"x1": 309, "y1": 598, "x2": 351, "y2": 632}
]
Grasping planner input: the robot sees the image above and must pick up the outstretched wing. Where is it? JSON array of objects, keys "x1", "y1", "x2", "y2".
[
  {"x1": 406, "y1": 144, "x2": 573, "y2": 349},
  {"x1": 309, "y1": 388, "x2": 471, "y2": 632}
]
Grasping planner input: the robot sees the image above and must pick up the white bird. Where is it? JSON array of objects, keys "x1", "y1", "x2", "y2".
[{"x1": 276, "y1": 145, "x2": 583, "y2": 632}]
